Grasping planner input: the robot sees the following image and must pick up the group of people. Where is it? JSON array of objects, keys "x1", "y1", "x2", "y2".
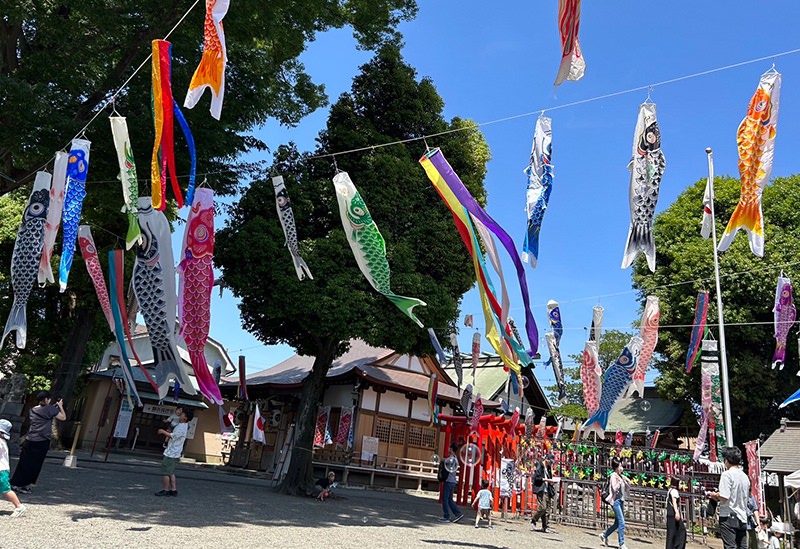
[
  {"x1": 0, "y1": 391, "x2": 195, "y2": 516},
  {"x1": 436, "y1": 443, "x2": 793, "y2": 549}
]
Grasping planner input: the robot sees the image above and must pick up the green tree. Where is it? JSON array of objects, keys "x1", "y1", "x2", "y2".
[
  {"x1": 546, "y1": 329, "x2": 634, "y2": 415},
  {"x1": 632, "y1": 175, "x2": 800, "y2": 444},
  {"x1": 216, "y1": 46, "x2": 490, "y2": 494},
  {"x1": 0, "y1": 1, "x2": 417, "y2": 404}
]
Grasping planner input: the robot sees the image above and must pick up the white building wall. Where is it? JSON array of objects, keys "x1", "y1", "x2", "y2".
[{"x1": 377, "y1": 391, "x2": 408, "y2": 418}]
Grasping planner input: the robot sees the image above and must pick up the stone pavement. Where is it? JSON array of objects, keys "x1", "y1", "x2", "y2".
[{"x1": 0, "y1": 449, "x2": 719, "y2": 549}]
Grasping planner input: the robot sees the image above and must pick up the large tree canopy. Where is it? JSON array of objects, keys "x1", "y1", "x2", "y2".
[
  {"x1": 0, "y1": 1, "x2": 417, "y2": 399},
  {"x1": 632, "y1": 175, "x2": 800, "y2": 443},
  {"x1": 216, "y1": 45, "x2": 490, "y2": 493}
]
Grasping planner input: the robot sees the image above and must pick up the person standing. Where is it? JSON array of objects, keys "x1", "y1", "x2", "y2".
[
  {"x1": 600, "y1": 458, "x2": 631, "y2": 549},
  {"x1": 439, "y1": 443, "x2": 464, "y2": 523},
  {"x1": 0, "y1": 420, "x2": 26, "y2": 517},
  {"x1": 531, "y1": 453, "x2": 557, "y2": 533},
  {"x1": 155, "y1": 408, "x2": 192, "y2": 497},
  {"x1": 666, "y1": 477, "x2": 687, "y2": 549},
  {"x1": 710, "y1": 447, "x2": 751, "y2": 549},
  {"x1": 10, "y1": 390, "x2": 66, "y2": 493}
]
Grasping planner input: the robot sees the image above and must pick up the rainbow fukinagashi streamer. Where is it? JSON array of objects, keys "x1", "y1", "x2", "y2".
[
  {"x1": 151, "y1": 39, "x2": 196, "y2": 210},
  {"x1": 184, "y1": 0, "x2": 230, "y2": 120},
  {"x1": 717, "y1": 70, "x2": 781, "y2": 257}
]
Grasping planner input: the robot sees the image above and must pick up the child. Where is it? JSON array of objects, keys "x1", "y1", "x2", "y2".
[
  {"x1": 0, "y1": 419, "x2": 27, "y2": 517},
  {"x1": 314, "y1": 472, "x2": 336, "y2": 501},
  {"x1": 155, "y1": 409, "x2": 192, "y2": 497},
  {"x1": 162, "y1": 406, "x2": 183, "y2": 448},
  {"x1": 471, "y1": 479, "x2": 494, "y2": 529}
]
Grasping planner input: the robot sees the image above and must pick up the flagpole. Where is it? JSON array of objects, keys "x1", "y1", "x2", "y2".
[{"x1": 706, "y1": 147, "x2": 735, "y2": 447}]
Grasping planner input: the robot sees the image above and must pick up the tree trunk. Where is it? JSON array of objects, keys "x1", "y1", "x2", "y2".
[
  {"x1": 278, "y1": 339, "x2": 339, "y2": 496},
  {"x1": 50, "y1": 307, "x2": 95, "y2": 449}
]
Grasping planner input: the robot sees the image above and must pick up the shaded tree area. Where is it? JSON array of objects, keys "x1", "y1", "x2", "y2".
[
  {"x1": 0, "y1": 0, "x2": 417, "y2": 408},
  {"x1": 632, "y1": 175, "x2": 800, "y2": 444},
  {"x1": 216, "y1": 46, "x2": 490, "y2": 494}
]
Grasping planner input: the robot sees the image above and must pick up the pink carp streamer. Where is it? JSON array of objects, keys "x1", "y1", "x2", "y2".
[
  {"x1": 581, "y1": 341, "x2": 601, "y2": 417},
  {"x1": 179, "y1": 188, "x2": 222, "y2": 404},
  {"x1": 627, "y1": 296, "x2": 660, "y2": 398},
  {"x1": 78, "y1": 226, "x2": 115, "y2": 332}
]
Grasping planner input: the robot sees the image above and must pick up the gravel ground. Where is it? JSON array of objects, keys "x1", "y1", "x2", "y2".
[{"x1": 0, "y1": 451, "x2": 719, "y2": 549}]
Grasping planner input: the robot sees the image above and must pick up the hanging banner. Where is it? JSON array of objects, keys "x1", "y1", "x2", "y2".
[
  {"x1": 113, "y1": 398, "x2": 134, "y2": 439},
  {"x1": 313, "y1": 406, "x2": 331, "y2": 448},
  {"x1": 702, "y1": 338, "x2": 727, "y2": 456},
  {"x1": 686, "y1": 292, "x2": 709, "y2": 373},
  {"x1": 335, "y1": 407, "x2": 354, "y2": 448},
  {"x1": 744, "y1": 440, "x2": 765, "y2": 515}
]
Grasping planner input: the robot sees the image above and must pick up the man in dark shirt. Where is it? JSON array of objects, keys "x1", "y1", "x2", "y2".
[{"x1": 531, "y1": 453, "x2": 557, "y2": 533}]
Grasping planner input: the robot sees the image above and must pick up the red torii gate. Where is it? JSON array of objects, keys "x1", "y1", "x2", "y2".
[{"x1": 437, "y1": 412, "x2": 558, "y2": 511}]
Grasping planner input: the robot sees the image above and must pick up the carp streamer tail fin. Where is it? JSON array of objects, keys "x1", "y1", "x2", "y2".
[{"x1": 387, "y1": 294, "x2": 427, "y2": 329}]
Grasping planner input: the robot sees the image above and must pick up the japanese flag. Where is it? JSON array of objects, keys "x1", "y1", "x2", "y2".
[{"x1": 253, "y1": 402, "x2": 266, "y2": 444}]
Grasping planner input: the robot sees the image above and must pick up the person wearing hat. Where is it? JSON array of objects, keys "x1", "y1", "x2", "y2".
[
  {"x1": 531, "y1": 453, "x2": 557, "y2": 533},
  {"x1": 10, "y1": 390, "x2": 65, "y2": 494},
  {"x1": 0, "y1": 419, "x2": 27, "y2": 517}
]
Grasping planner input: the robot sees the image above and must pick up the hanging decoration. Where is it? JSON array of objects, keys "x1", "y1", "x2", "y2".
[
  {"x1": 184, "y1": 0, "x2": 230, "y2": 120},
  {"x1": 471, "y1": 395, "x2": 483, "y2": 433},
  {"x1": 150, "y1": 39, "x2": 196, "y2": 210},
  {"x1": 547, "y1": 300, "x2": 563, "y2": 345},
  {"x1": 336, "y1": 407, "x2": 354, "y2": 448},
  {"x1": 420, "y1": 148, "x2": 539, "y2": 355},
  {"x1": 509, "y1": 407, "x2": 520, "y2": 434},
  {"x1": 686, "y1": 291, "x2": 709, "y2": 373},
  {"x1": 717, "y1": 70, "x2": 781, "y2": 257},
  {"x1": 427, "y1": 374, "x2": 438, "y2": 427},
  {"x1": 37, "y1": 151, "x2": 67, "y2": 286},
  {"x1": 427, "y1": 328, "x2": 447, "y2": 365},
  {"x1": 590, "y1": 305, "x2": 604, "y2": 342},
  {"x1": 582, "y1": 336, "x2": 642, "y2": 439},
  {"x1": 524, "y1": 407, "x2": 534, "y2": 438},
  {"x1": 133, "y1": 197, "x2": 195, "y2": 398},
  {"x1": 313, "y1": 406, "x2": 331, "y2": 448},
  {"x1": 703, "y1": 337, "x2": 727, "y2": 453},
  {"x1": 1, "y1": 173, "x2": 50, "y2": 349},
  {"x1": 581, "y1": 340, "x2": 602, "y2": 417},
  {"x1": 109, "y1": 116, "x2": 143, "y2": 249},
  {"x1": 59, "y1": 138, "x2": 91, "y2": 292},
  {"x1": 772, "y1": 276, "x2": 796, "y2": 370},
  {"x1": 461, "y1": 383, "x2": 473, "y2": 418},
  {"x1": 273, "y1": 176, "x2": 313, "y2": 281},
  {"x1": 449, "y1": 333, "x2": 464, "y2": 389},
  {"x1": 420, "y1": 151, "x2": 522, "y2": 373},
  {"x1": 332, "y1": 171, "x2": 426, "y2": 327},
  {"x1": 627, "y1": 296, "x2": 660, "y2": 398},
  {"x1": 78, "y1": 226, "x2": 115, "y2": 332},
  {"x1": 238, "y1": 356, "x2": 248, "y2": 401},
  {"x1": 546, "y1": 332, "x2": 566, "y2": 403},
  {"x1": 621, "y1": 103, "x2": 666, "y2": 273},
  {"x1": 522, "y1": 114, "x2": 554, "y2": 268},
  {"x1": 554, "y1": 0, "x2": 586, "y2": 87},
  {"x1": 744, "y1": 440, "x2": 765, "y2": 515},
  {"x1": 701, "y1": 163, "x2": 714, "y2": 239},
  {"x1": 179, "y1": 188, "x2": 223, "y2": 404},
  {"x1": 108, "y1": 249, "x2": 148, "y2": 407},
  {"x1": 471, "y1": 332, "x2": 481, "y2": 379},
  {"x1": 508, "y1": 317, "x2": 524, "y2": 348},
  {"x1": 464, "y1": 315, "x2": 473, "y2": 328}
]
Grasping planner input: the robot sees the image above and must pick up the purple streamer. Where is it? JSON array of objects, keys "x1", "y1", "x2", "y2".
[{"x1": 427, "y1": 149, "x2": 539, "y2": 355}]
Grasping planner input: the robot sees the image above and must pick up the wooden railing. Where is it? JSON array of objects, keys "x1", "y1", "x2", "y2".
[{"x1": 312, "y1": 449, "x2": 438, "y2": 491}]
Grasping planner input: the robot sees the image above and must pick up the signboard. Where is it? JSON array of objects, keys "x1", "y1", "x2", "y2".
[
  {"x1": 113, "y1": 399, "x2": 134, "y2": 439},
  {"x1": 361, "y1": 435, "x2": 379, "y2": 462},
  {"x1": 186, "y1": 417, "x2": 198, "y2": 440},
  {"x1": 143, "y1": 404, "x2": 177, "y2": 417}
]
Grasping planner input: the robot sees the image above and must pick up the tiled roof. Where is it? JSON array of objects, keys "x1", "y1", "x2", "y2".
[{"x1": 761, "y1": 421, "x2": 800, "y2": 474}]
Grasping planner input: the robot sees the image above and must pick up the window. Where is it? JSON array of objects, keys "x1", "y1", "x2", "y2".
[
  {"x1": 408, "y1": 424, "x2": 436, "y2": 450},
  {"x1": 375, "y1": 418, "x2": 407, "y2": 445},
  {"x1": 390, "y1": 422, "x2": 406, "y2": 445},
  {"x1": 375, "y1": 418, "x2": 391, "y2": 443}
]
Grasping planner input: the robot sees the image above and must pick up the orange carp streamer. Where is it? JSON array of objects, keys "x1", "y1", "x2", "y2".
[
  {"x1": 184, "y1": 0, "x2": 230, "y2": 120},
  {"x1": 717, "y1": 70, "x2": 781, "y2": 257}
]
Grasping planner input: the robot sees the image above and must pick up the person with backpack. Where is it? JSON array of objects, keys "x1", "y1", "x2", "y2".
[
  {"x1": 530, "y1": 453, "x2": 557, "y2": 533},
  {"x1": 600, "y1": 458, "x2": 631, "y2": 549},
  {"x1": 438, "y1": 443, "x2": 464, "y2": 523}
]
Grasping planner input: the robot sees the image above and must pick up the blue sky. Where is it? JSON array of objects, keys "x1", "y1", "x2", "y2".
[{"x1": 204, "y1": 1, "x2": 800, "y2": 392}]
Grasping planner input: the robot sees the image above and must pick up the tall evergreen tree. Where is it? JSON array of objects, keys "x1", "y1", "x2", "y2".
[{"x1": 216, "y1": 46, "x2": 490, "y2": 494}]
